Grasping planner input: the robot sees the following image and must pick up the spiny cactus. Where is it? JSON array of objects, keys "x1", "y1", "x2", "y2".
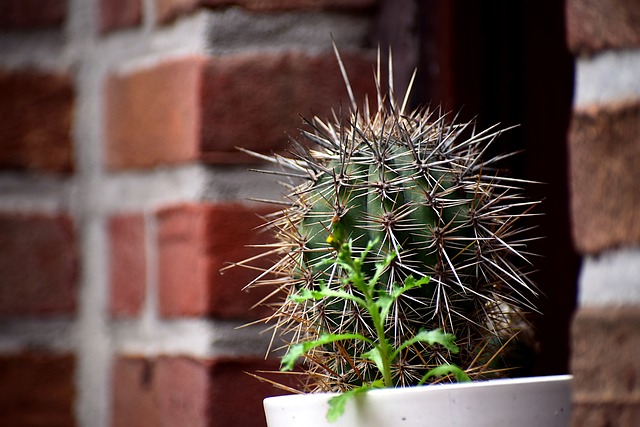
[{"x1": 235, "y1": 48, "x2": 540, "y2": 393}]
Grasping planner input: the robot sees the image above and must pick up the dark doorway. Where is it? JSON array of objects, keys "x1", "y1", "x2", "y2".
[{"x1": 377, "y1": 0, "x2": 578, "y2": 375}]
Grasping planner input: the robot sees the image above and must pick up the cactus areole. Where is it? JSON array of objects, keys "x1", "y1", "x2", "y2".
[{"x1": 236, "y1": 49, "x2": 541, "y2": 393}]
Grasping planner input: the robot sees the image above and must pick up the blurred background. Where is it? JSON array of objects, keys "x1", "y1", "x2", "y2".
[{"x1": 1, "y1": 0, "x2": 638, "y2": 426}]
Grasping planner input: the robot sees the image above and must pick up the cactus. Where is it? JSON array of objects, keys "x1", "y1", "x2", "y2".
[{"x1": 235, "y1": 48, "x2": 540, "y2": 393}]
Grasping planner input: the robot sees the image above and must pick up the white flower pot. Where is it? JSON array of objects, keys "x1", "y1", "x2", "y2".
[{"x1": 264, "y1": 375, "x2": 572, "y2": 427}]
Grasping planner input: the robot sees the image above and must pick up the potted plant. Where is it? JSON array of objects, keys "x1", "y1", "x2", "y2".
[{"x1": 228, "y1": 47, "x2": 572, "y2": 426}]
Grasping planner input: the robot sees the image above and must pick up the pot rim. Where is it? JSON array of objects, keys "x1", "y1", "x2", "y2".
[{"x1": 264, "y1": 374, "x2": 573, "y2": 402}]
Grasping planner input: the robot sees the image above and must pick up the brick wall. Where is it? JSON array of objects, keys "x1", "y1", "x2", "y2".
[
  {"x1": 13, "y1": 2, "x2": 634, "y2": 426},
  {"x1": 566, "y1": 0, "x2": 640, "y2": 425},
  {"x1": 0, "y1": 1, "x2": 378, "y2": 426}
]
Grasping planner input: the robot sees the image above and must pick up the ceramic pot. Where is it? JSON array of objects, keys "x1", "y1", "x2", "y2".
[{"x1": 264, "y1": 375, "x2": 572, "y2": 427}]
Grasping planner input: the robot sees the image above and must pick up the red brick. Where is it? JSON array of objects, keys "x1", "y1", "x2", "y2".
[
  {"x1": 199, "y1": 51, "x2": 376, "y2": 163},
  {"x1": 154, "y1": 0, "x2": 198, "y2": 24},
  {"x1": 112, "y1": 355, "x2": 285, "y2": 427},
  {"x1": 155, "y1": 0, "x2": 376, "y2": 24},
  {"x1": 105, "y1": 56, "x2": 204, "y2": 170},
  {"x1": 0, "y1": 69, "x2": 74, "y2": 173},
  {"x1": 566, "y1": 0, "x2": 640, "y2": 55},
  {"x1": 111, "y1": 357, "x2": 158, "y2": 427},
  {"x1": 0, "y1": 353, "x2": 75, "y2": 427},
  {"x1": 104, "y1": 52, "x2": 376, "y2": 169},
  {"x1": 571, "y1": 306, "x2": 640, "y2": 427},
  {"x1": 568, "y1": 100, "x2": 640, "y2": 254},
  {"x1": 108, "y1": 214, "x2": 147, "y2": 318},
  {"x1": 202, "y1": 0, "x2": 377, "y2": 9},
  {"x1": 0, "y1": 0, "x2": 66, "y2": 29},
  {"x1": 156, "y1": 203, "x2": 275, "y2": 319},
  {"x1": 100, "y1": 0, "x2": 142, "y2": 33},
  {"x1": 0, "y1": 212, "x2": 77, "y2": 317},
  {"x1": 154, "y1": 357, "x2": 213, "y2": 427},
  {"x1": 208, "y1": 357, "x2": 291, "y2": 427}
]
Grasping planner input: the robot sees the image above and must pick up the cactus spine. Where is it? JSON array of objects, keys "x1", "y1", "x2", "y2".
[{"x1": 238, "y1": 49, "x2": 540, "y2": 393}]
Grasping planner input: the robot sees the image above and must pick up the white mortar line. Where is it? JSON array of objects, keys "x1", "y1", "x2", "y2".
[
  {"x1": 140, "y1": 208, "x2": 158, "y2": 340},
  {"x1": 111, "y1": 319, "x2": 273, "y2": 358},
  {"x1": 74, "y1": 216, "x2": 112, "y2": 427},
  {"x1": 100, "y1": 165, "x2": 285, "y2": 212},
  {"x1": 68, "y1": 1, "x2": 111, "y2": 425},
  {"x1": 203, "y1": 7, "x2": 372, "y2": 56},
  {"x1": 574, "y1": 48, "x2": 640, "y2": 108},
  {"x1": 0, "y1": 174, "x2": 74, "y2": 213},
  {"x1": 0, "y1": 319, "x2": 77, "y2": 353},
  {"x1": 142, "y1": 0, "x2": 156, "y2": 32},
  {"x1": 578, "y1": 246, "x2": 640, "y2": 307}
]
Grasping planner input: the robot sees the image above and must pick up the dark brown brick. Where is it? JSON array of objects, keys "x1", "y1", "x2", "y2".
[
  {"x1": 568, "y1": 100, "x2": 640, "y2": 254},
  {"x1": 199, "y1": 51, "x2": 376, "y2": 163},
  {"x1": 0, "y1": 353, "x2": 76, "y2": 427},
  {"x1": 572, "y1": 402, "x2": 640, "y2": 427},
  {"x1": 566, "y1": 0, "x2": 640, "y2": 55},
  {"x1": 199, "y1": 0, "x2": 377, "y2": 11},
  {"x1": 100, "y1": 0, "x2": 142, "y2": 33},
  {"x1": 571, "y1": 306, "x2": 640, "y2": 426},
  {"x1": 154, "y1": 0, "x2": 198, "y2": 24},
  {"x1": 0, "y1": 212, "x2": 78, "y2": 317},
  {"x1": 0, "y1": 69, "x2": 74, "y2": 173},
  {"x1": 0, "y1": 0, "x2": 66, "y2": 29},
  {"x1": 208, "y1": 357, "x2": 291, "y2": 427}
]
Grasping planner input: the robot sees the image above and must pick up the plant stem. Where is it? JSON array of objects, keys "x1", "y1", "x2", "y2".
[
  {"x1": 354, "y1": 257, "x2": 394, "y2": 388},
  {"x1": 370, "y1": 305, "x2": 394, "y2": 388}
]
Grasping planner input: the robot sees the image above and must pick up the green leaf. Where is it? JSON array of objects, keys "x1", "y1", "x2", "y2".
[
  {"x1": 392, "y1": 329, "x2": 459, "y2": 359},
  {"x1": 326, "y1": 380, "x2": 384, "y2": 423},
  {"x1": 418, "y1": 329, "x2": 459, "y2": 352},
  {"x1": 326, "y1": 391, "x2": 355, "y2": 423},
  {"x1": 289, "y1": 287, "x2": 324, "y2": 302},
  {"x1": 375, "y1": 294, "x2": 394, "y2": 323},
  {"x1": 369, "y1": 251, "x2": 395, "y2": 286},
  {"x1": 372, "y1": 275, "x2": 431, "y2": 322},
  {"x1": 290, "y1": 285, "x2": 367, "y2": 308},
  {"x1": 336, "y1": 241, "x2": 357, "y2": 268},
  {"x1": 361, "y1": 347, "x2": 384, "y2": 374},
  {"x1": 280, "y1": 333, "x2": 374, "y2": 371},
  {"x1": 418, "y1": 364, "x2": 471, "y2": 385},
  {"x1": 402, "y1": 274, "x2": 430, "y2": 291},
  {"x1": 280, "y1": 343, "x2": 306, "y2": 371}
]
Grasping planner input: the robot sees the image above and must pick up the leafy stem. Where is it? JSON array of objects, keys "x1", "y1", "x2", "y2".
[{"x1": 281, "y1": 239, "x2": 470, "y2": 422}]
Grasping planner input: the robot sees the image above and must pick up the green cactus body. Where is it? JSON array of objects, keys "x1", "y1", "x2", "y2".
[{"x1": 238, "y1": 52, "x2": 540, "y2": 393}]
